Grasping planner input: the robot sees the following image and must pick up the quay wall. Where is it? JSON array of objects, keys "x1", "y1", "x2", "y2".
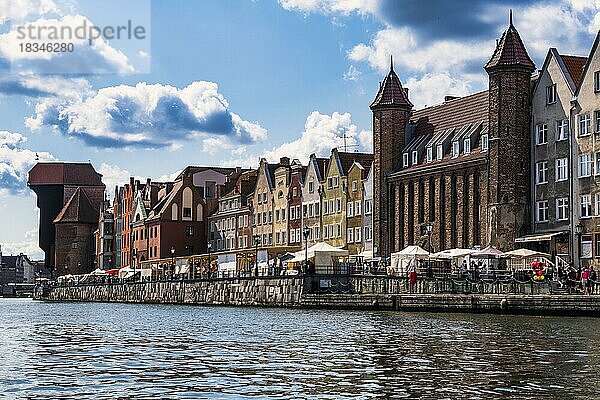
[
  {"x1": 40, "y1": 277, "x2": 304, "y2": 306},
  {"x1": 36, "y1": 275, "x2": 600, "y2": 316}
]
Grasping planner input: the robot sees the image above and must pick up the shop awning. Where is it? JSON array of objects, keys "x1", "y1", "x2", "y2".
[{"x1": 514, "y1": 231, "x2": 566, "y2": 243}]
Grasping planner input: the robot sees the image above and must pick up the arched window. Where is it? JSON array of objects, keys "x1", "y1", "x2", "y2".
[
  {"x1": 183, "y1": 187, "x2": 193, "y2": 221},
  {"x1": 172, "y1": 203, "x2": 178, "y2": 220}
]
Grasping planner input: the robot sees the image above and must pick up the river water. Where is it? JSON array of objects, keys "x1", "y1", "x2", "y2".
[{"x1": 1, "y1": 298, "x2": 600, "y2": 399}]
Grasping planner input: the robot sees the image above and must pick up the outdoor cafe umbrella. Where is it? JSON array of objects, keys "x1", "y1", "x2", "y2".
[{"x1": 471, "y1": 245, "x2": 503, "y2": 258}]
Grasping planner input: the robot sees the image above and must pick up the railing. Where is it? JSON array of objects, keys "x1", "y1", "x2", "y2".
[{"x1": 303, "y1": 274, "x2": 599, "y2": 296}]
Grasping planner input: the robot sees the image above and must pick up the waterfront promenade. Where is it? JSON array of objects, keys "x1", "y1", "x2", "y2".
[{"x1": 35, "y1": 274, "x2": 600, "y2": 316}]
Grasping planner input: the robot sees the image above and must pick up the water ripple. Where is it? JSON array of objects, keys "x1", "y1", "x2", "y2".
[{"x1": 1, "y1": 299, "x2": 600, "y2": 399}]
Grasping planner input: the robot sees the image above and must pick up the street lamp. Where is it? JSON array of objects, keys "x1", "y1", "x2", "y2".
[
  {"x1": 253, "y1": 234, "x2": 260, "y2": 277},
  {"x1": 207, "y1": 242, "x2": 213, "y2": 279},
  {"x1": 575, "y1": 223, "x2": 584, "y2": 266},
  {"x1": 170, "y1": 246, "x2": 175, "y2": 278},
  {"x1": 424, "y1": 222, "x2": 433, "y2": 277},
  {"x1": 303, "y1": 227, "x2": 311, "y2": 274}
]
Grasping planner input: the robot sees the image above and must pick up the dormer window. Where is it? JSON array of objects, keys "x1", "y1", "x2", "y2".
[
  {"x1": 403, "y1": 153, "x2": 409, "y2": 167},
  {"x1": 437, "y1": 144, "x2": 443, "y2": 160},
  {"x1": 481, "y1": 134, "x2": 489, "y2": 151},
  {"x1": 463, "y1": 138, "x2": 471, "y2": 155},
  {"x1": 426, "y1": 147, "x2": 433, "y2": 163},
  {"x1": 411, "y1": 150, "x2": 418, "y2": 165},
  {"x1": 452, "y1": 141, "x2": 459, "y2": 158}
]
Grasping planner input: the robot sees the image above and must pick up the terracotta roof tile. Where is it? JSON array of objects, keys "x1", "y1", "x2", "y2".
[
  {"x1": 560, "y1": 55, "x2": 587, "y2": 88},
  {"x1": 485, "y1": 21, "x2": 535, "y2": 70},
  {"x1": 370, "y1": 60, "x2": 413, "y2": 109},
  {"x1": 53, "y1": 188, "x2": 99, "y2": 224},
  {"x1": 411, "y1": 91, "x2": 489, "y2": 134}
]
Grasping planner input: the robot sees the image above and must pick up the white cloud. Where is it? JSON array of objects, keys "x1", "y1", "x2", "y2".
[
  {"x1": 1, "y1": 239, "x2": 44, "y2": 259},
  {"x1": 0, "y1": 14, "x2": 134, "y2": 75},
  {"x1": 0, "y1": 0, "x2": 58, "y2": 24},
  {"x1": 343, "y1": 64, "x2": 361, "y2": 81},
  {"x1": 278, "y1": 0, "x2": 377, "y2": 16},
  {"x1": 262, "y1": 111, "x2": 371, "y2": 164},
  {"x1": 26, "y1": 81, "x2": 268, "y2": 149},
  {"x1": 0, "y1": 131, "x2": 55, "y2": 195}
]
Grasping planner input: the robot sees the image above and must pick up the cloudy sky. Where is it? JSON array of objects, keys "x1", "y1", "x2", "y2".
[{"x1": 1, "y1": 0, "x2": 600, "y2": 258}]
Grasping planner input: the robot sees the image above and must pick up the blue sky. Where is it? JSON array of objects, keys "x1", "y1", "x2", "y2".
[{"x1": 1, "y1": 0, "x2": 600, "y2": 258}]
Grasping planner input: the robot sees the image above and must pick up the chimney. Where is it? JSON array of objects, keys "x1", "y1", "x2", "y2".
[
  {"x1": 129, "y1": 177, "x2": 134, "y2": 187},
  {"x1": 146, "y1": 178, "x2": 151, "y2": 186},
  {"x1": 279, "y1": 157, "x2": 290, "y2": 166}
]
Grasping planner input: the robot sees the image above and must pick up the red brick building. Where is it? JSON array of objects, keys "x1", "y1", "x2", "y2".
[{"x1": 28, "y1": 162, "x2": 105, "y2": 276}]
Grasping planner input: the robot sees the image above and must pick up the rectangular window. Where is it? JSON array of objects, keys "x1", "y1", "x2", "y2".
[
  {"x1": 323, "y1": 201, "x2": 328, "y2": 215},
  {"x1": 333, "y1": 176, "x2": 339, "y2": 188},
  {"x1": 481, "y1": 134, "x2": 488, "y2": 151},
  {"x1": 314, "y1": 226, "x2": 320, "y2": 239},
  {"x1": 556, "y1": 197, "x2": 569, "y2": 221},
  {"x1": 582, "y1": 235, "x2": 593, "y2": 258},
  {"x1": 329, "y1": 224, "x2": 334, "y2": 238},
  {"x1": 426, "y1": 147, "x2": 433, "y2": 162},
  {"x1": 352, "y1": 180, "x2": 358, "y2": 191},
  {"x1": 412, "y1": 150, "x2": 418, "y2": 165},
  {"x1": 276, "y1": 232, "x2": 280, "y2": 244},
  {"x1": 71, "y1": 242, "x2": 78, "y2": 249},
  {"x1": 556, "y1": 119, "x2": 569, "y2": 141},
  {"x1": 555, "y1": 158, "x2": 568, "y2": 181},
  {"x1": 290, "y1": 229, "x2": 295, "y2": 244},
  {"x1": 535, "y1": 161, "x2": 548, "y2": 184},
  {"x1": 315, "y1": 202, "x2": 320, "y2": 216},
  {"x1": 579, "y1": 114, "x2": 591, "y2": 136},
  {"x1": 536, "y1": 124, "x2": 548, "y2": 145},
  {"x1": 546, "y1": 84, "x2": 556, "y2": 104},
  {"x1": 308, "y1": 180, "x2": 314, "y2": 193},
  {"x1": 596, "y1": 193, "x2": 600, "y2": 216},
  {"x1": 347, "y1": 228, "x2": 354, "y2": 243},
  {"x1": 463, "y1": 138, "x2": 471, "y2": 154},
  {"x1": 347, "y1": 202, "x2": 354, "y2": 217},
  {"x1": 323, "y1": 225, "x2": 328, "y2": 239},
  {"x1": 336, "y1": 223, "x2": 341, "y2": 238},
  {"x1": 403, "y1": 153, "x2": 409, "y2": 167},
  {"x1": 596, "y1": 111, "x2": 600, "y2": 133},
  {"x1": 183, "y1": 207, "x2": 192, "y2": 218},
  {"x1": 185, "y1": 226, "x2": 194, "y2": 236},
  {"x1": 327, "y1": 177, "x2": 333, "y2": 189},
  {"x1": 308, "y1": 203, "x2": 313, "y2": 218},
  {"x1": 336, "y1": 198, "x2": 341, "y2": 213},
  {"x1": 355, "y1": 200, "x2": 361, "y2": 215},
  {"x1": 292, "y1": 187, "x2": 298, "y2": 197},
  {"x1": 276, "y1": 210, "x2": 280, "y2": 222},
  {"x1": 452, "y1": 141, "x2": 459, "y2": 158},
  {"x1": 595, "y1": 71, "x2": 600, "y2": 92},
  {"x1": 282, "y1": 208, "x2": 286, "y2": 220},
  {"x1": 536, "y1": 201, "x2": 548, "y2": 223},
  {"x1": 579, "y1": 153, "x2": 593, "y2": 177},
  {"x1": 355, "y1": 227, "x2": 361, "y2": 243},
  {"x1": 437, "y1": 144, "x2": 443, "y2": 160},
  {"x1": 365, "y1": 200, "x2": 372, "y2": 214},
  {"x1": 290, "y1": 207, "x2": 295, "y2": 220},
  {"x1": 581, "y1": 194, "x2": 592, "y2": 218}
]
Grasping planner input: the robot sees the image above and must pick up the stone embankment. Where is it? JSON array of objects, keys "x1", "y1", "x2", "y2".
[{"x1": 35, "y1": 275, "x2": 600, "y2": 316}]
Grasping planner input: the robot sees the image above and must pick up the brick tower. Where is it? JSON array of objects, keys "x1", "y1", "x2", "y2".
[
  {"x1": 484, "y1": 11, "x2": 535, "y2": 250},
  {"x1": 370, "y1": 57, "x2": 413, "y2": 259}
]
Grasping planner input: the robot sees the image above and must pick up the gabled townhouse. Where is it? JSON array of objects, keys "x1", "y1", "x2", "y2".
[
  {"x1": 251, "y1": 158, "x2": 290, "y2": 248},
  {"x1": 301, "y1": 154, "x2": 328, "y2": 247},
  {"x1": 346, "y1": 161, "x2": 370, "y2": 255},
  {"x1": 572, "y1": 33, "x2": 600, "y2": 264},
  {"x1": 208, "y1": 170, "x2": 257, "y2": 252},
  {"x1": 362, "y1": 162, "x2": 374, "y2": 254},
  {"x1": 321, "y1": 148, "x2": 374, "y2": 249},
  {"x1": 273, "y1": 160, "x2": 291, "y2": 247},
  {"x1": 288, "y1": 160, "x2": 305, "y2": 248},
  {"x1": 529, "y1": 48, "x2": 586, "y2": 263}
]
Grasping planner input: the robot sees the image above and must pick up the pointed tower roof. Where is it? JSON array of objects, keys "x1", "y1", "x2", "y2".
[
  {"x1": 370, "y1": 56, "x2": 413, "y2": 110},
  {"x1": 485, "y1": 11, "x2": 535, "y2": 71},
  {"x1": 53, "y1": 188, "x2": 99, "y2": 224}
]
